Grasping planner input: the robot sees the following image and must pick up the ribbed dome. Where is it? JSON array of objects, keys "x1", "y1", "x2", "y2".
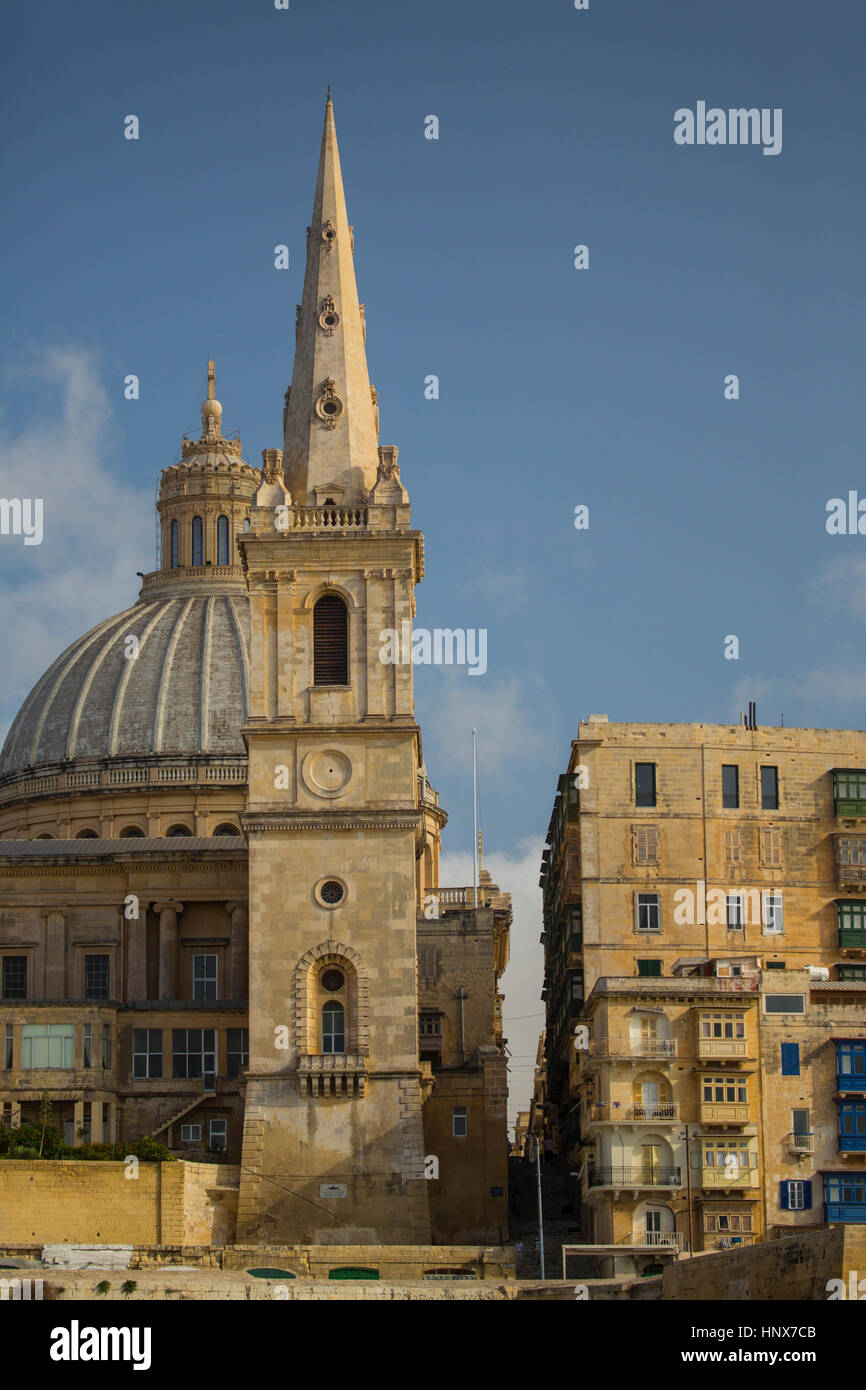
[{"x1": 0, "y1": 592, "x2": 250, "y2": 775}]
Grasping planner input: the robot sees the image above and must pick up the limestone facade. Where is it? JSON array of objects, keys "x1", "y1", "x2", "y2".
[{"x1": 540, "y1": 717, "x2": 866, "y2": 1272}]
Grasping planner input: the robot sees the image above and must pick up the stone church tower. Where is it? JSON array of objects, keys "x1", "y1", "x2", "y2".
[{"x1": 236, "y1": 95, "x2": 432, "y2": 1243}]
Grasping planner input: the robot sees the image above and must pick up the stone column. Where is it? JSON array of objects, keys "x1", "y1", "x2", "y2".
[
  {"x1": 154, "y1": 901, "x2": 183, "y2": 1001},
  {"x1": 226, "y1": 902, "x2": 249, "y2": 1000},
  {"x1": 125, "y1": 902, "x2": 148, "y2": 1002},
  {"x1": 72, "y1": 1099, "x2": 84, "y2": 1148},
  {"x1": 90, "y1": 1100, "x2": 103, "y2": 1145},
  {"x1": 42, "y1": 910, "x2": 68, "y2": 999}
]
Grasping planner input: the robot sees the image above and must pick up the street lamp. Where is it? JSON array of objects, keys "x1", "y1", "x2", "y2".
[
  {"x1": 677, "y1": 1123, "x2": 695, "y2": 1257},
  {"x1": 530, "y1": 1134, "x2": 546, "y2": 1279}
]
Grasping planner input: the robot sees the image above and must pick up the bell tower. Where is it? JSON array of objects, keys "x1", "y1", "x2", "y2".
[{"x1": 236, "y1": 94, "x2": 431, "y2": 1243}]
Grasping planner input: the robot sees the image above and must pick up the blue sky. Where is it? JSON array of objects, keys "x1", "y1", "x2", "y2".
[{"x1": 2, "y1": 0, "x2": 864, "y2": 1113}]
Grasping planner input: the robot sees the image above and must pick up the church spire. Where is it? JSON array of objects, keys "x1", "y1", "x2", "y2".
[{"x1": 282, "y1": 95, "x2": 380, "y2": 507}]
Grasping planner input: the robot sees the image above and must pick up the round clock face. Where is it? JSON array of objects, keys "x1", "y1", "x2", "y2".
[{"x1": 321, "y1": 968, "x2": 345, "y2": 991}]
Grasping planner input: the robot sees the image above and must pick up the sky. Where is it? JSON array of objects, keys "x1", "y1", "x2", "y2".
[{"x1": 1, "y1": 0, "x2": 864, "y2": 1121}]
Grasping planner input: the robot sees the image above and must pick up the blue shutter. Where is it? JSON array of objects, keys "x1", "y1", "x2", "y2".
[
  {"x1": 781, "y1": 1043, "x2": 800, "y2": 1076},
  {"x1": 779, "y1": 1181, "x2": 790, "y2": 1210},
  {"x1": 802, "y1": 1181, "x2": 812, "y2": 1210}
]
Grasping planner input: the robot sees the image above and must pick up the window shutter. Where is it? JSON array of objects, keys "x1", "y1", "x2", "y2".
[
  {"x1": 781, "y1": 1043, "x2": 800, "y2": 1076},
  {"x1": 802, "y1": 1181, "x2": 812, "y2": 1211},
  {"x1": 779, "y1": 1181, "x2": 790, "y2": 1210},
  {"x1": 313, "y1": 594, "x2": 349, "y2": 685}
]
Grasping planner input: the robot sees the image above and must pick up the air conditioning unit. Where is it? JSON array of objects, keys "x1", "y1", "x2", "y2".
[{"x1": 808, "y1": 966, "x2": 830, "y2": 982}]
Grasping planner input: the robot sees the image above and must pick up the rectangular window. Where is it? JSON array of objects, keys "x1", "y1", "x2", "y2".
[
  {"x1": 762, "y1": 891, "x2": 784, "y2": 934},
  {"x1": 226, "y1": 1028, "x2": 249, "y2": 1078},
  {"x1": 761, "y1": 765, "x2": 779, "y2": 810},
  {"x1": 452, "y1": 1107, "x2": 468, "y2": 1138},
  {"x1": 83, "y1": 1023, "x2": 92, "y2": 1069},
  {"x1": 633, "y1": 825, "x2": 660, "y2": 865},
  {"x1": 781, "y1": 1179, "x2": 811, "y2": 1211},
  {"x1": 781, "y1": 1043, "x2": 800, "y2": 1075},
  {"x1": 637, "y1": 959, "x2": 662, "y2": 977},
  {"x1": 418, "y1": 945, "x2": 439, "y2": 981},
  {"x1": 837, "y1": 838, "x2": 866, "y2": 865},
  {"x1": 703, "y1": 1140, "x2": 753, "y2": 1170},
  {"x1": 792, "y1": 1108, "x2": 811, "y2": 1137},
  {"x1": 172, "y1": 1028, "x2": 216, "y2": 1080},
  {"x1": 4, "y1": 1025, "x2": 12, "y2": 1070},
  {"x1": 635, "y1": 763, "x2": 657, "y2": 808},
  {"x1": 833, "y1": 770, "x2": 866, "y2": 812},
  {"x1": 722, "y1": 765, "x2": 739, "y2": 809},
  {"x1": 838, "y1": 965, "x2": 866, "y2": 981},
  {"x1": 837, "y1": 1041, "x2": 866, "y2": 1079},
  {"x1": 635, "y1": 893, "x2": 661, "y2": 932},
  {"x1": 759, "y1": 828, "x2": 783, "y2": 868},
  {"x1": 209, "y1": 1118, "x2": 227, "y2": 1152},
  {"x1": 180, "y1": 1124, "x2": 202, "y2": 1143},
  {"x1": 1, "y1": 956, "x2": 27, "y2": 1000},
  {"x1": 839, "y1": 1102, "x2": 866, "y2": 1147},
  {"x1": 84, "y1": 954, "x2": 110, "y2": 1001},
  {"x1": 765, "y1": 960, "x2": 786, "y2": 969},
  {"x1": 837, "y1": 901, "x2": 866, "y2": 945},
  {"x1": 192, "y1": 954, "x2": 218, "y2": 1002},
  {"x1": 702, "y1": 1075, "x2": 747, "y2": 1104},
  {"x1": 725, "y1": 893, "x2": 744, "y2": 930},
  {"x1": 133, "y1": 1029, "x2": 163, "y2": 1079},
  {"x1": 703, "y1": 1209, "x2": 753, "y2": 1233},
  {"x1": 723, "y1": 829, "x2": 741, "y2": 866},
  {"x1": 102, "y1": 1023, "x2": 111, "y2": 1069},
  {"x1": 700, "y1": 1012, "x2": 745, "y2": 1039},
  {"x1": 21, "y1": 1024, "x2": 74, "y2": 1069},
  {"x1": 764, "y1": 994, "x2": 805, "y2": 1014}
]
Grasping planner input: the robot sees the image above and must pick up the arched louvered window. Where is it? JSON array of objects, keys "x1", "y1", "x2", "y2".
[
  {"x1": 191, "y1": 516, "x2": 203, "y2": 566},
  {"x1": 217, "y1": 514, "x2": 229, "y2": 566},
  {"x1": 322, "y1": 1001, "x2": 345, "y2": 1054},
  {"x1": 170, "y1": 519, "x2": 179, "y2": 568},
  {"x1": 313, "y1": 594, "x2": 349, "y2": 685}
]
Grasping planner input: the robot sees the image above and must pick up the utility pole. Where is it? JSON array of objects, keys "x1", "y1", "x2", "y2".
[
  {"x1": 683, "y1": 1124, "x2": 695, "y2": 1257},
  {"x1": 534, "y1": 1134, "x2": 546, "y2": 1279}
]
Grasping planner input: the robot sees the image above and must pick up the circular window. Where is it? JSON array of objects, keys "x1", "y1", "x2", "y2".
[
  {"x1": 323, "y1": 401, "x2": 337, "y2": 415},
  {"x1": 324, "y1": 313, "x2": 337, "y2": 327},
  {"x1": 320, "y1": 880, "x2": 344, "y2": 905},
  {"x1": 321, "y1": 969, "x2": 345, "y2": 992}
]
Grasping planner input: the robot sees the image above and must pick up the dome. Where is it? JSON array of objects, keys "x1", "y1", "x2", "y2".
[{"x1": 0, "y1": 591, "x2": 250, "y2": 776}]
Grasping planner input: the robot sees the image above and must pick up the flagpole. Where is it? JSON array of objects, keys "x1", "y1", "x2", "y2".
[{"x1": 472, "y1": 728, "x2": 478, "y2": 908}]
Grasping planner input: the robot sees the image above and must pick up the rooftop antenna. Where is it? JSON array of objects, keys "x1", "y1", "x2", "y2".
[{"x1": 472, "y1": 729, "x2": 479, "y2": 908}]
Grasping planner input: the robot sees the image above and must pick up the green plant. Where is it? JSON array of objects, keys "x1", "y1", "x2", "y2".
[
  {"x1": 94, "y1": 1280, "x2": 111, "y2": 1296},
  {"x1": 120, "y1": 1280, "x2": 137, "y2": 1298}
]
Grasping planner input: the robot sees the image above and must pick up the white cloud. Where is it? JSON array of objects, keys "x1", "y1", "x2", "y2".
[
  {"x1": 0, "y1": 347, "x2": 151, "y2": 737},
  {"x1": 440, "y1": 836, "x2": 545, "y2": 1127},
  {"x1": 417, "y1": 668, "x2": 554, "y2": 780}
]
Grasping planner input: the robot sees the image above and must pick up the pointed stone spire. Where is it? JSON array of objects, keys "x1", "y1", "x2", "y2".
[{"x1": 283, "y1": 94, "x2": 380, "y2": 506}]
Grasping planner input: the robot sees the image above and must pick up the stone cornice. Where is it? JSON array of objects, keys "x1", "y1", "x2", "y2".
[
  {"x1": 0, "y1": 860, "x2": 248, "y2": 878},
  {"x1": 241, "y1": 810, "x2": 422, "y2": 834}
]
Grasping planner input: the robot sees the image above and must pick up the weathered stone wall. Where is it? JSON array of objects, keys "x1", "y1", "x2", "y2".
[
  {"x1": 0, "y1": 1160, "x2": 238, "y2": 1247},
  {"x1": 662, "y1": 1225, "x2": 866, "y2": 1300}
]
